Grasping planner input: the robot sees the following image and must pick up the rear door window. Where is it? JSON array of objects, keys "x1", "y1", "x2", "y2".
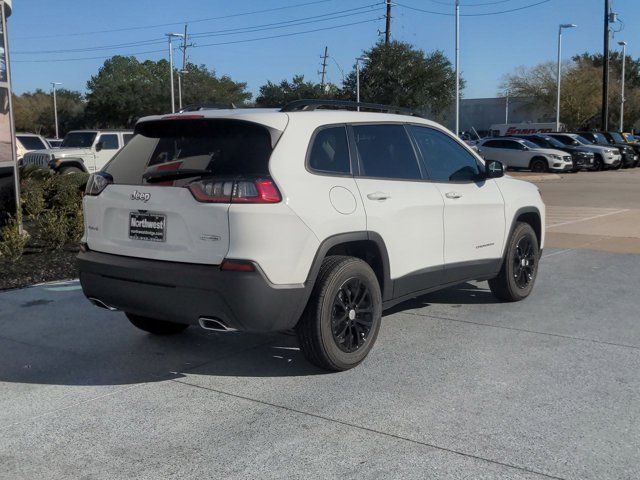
[
  {"x1": 104, "y1": 119, "x2": 275, "y2": 185},
  {"x1": 308, "y1": 126, "x2": 351, "y2": 174},
  {"x1": 352, "y1": 124, "x2": 422, "y2": 180}
]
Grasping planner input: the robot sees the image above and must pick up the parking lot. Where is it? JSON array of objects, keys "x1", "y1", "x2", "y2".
[{"x1": 1, "y1": 170, "x2": 639, "y2": 480}]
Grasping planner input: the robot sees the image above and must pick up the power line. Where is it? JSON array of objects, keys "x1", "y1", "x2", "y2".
[
  {"x1": 13, "y1": 3, "x2": 380, "y2": 55},
  {"x1": 395, "y1": 0, "x2": 552, "y2": 16},
  {"x1": 12, "y1": 0, "x2": 335, "y2": 40},
  {"x1": 426, "y1": 0, "x2": 516, "y2": 6},
  {"x1": 12, "y1": 17, "x2": 382, "y2": 63}
]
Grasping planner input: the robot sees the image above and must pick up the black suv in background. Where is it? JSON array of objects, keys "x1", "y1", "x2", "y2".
[
  {"x1": 514, "y1": 134, "x2": 596, "y2": 171},
  {"x1": 602, "y1": 131, "x2": 640, "y2": 167},
  {"x1": 578, "y1": 131, "x2": 638, "y2": 168}
]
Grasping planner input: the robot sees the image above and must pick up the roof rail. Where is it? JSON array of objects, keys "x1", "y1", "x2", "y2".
[
  {"x1": 179, "y1": 102, "x2": 237, "y2": 112},
  {"x1": 280, "y1": 99, "x2": 424, "y2": 118}
]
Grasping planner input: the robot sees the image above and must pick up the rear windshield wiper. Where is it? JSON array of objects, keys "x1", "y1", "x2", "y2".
[{"x1": 143, "y1": 169, "x2": 214, "y2": 183}]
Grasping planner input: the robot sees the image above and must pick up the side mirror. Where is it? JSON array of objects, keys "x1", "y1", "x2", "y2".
[
  {"x1": 522, "y1": 145, "x2": 529, "y2": 151},
  {"x1": 485, "y1": 160, "x2": 504, "y2": 179},
  {"x1": 95, "y1": 141, "x2": 103, "y2": 152}
]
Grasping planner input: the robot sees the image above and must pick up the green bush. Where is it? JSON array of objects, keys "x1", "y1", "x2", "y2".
[
  {"x1": 36, "y1": 210, "x2": 69, "y2": 250},
  {"x1": 0, "y1": 218, "x2": 30, "y2": 263},
  {"x1": 21, "y1": 178, "x2": 46, "y2": 219},
  {"x1": 44, "y1": 174, "x2": 87, "y2": 213},
  {"x1": 67, "y1": 208, "x2": 85, "y2": 244}
]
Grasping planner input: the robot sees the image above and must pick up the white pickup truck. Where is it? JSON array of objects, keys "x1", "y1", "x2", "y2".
[{"x1": 22, "y1": 130, "x2": 133, "y2": 174}]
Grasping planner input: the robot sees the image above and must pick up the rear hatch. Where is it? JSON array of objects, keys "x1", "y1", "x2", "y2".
[{"x1": 84, "y1": 115, "x2": 285, "y2": 265}]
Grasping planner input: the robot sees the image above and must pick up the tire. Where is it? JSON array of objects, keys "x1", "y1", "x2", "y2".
[
  {"x1": 530, "y1": 158, "x2": 548, "y2": 173},
  {"x1": 59, "y1": 166, "x2": 83, "y2": 175},
  {"x1": 489, "y1": 222, "x2": 540, "y2": 302},
  {"x1": 593, "y1": 155, "x2": 604, "y2": 171},
  {"x1": 126, "y1": 313, "x2": 190, "y2": 335},
  {"x1": 296, "y1": 256, "x2": 382, "y2": 371}
]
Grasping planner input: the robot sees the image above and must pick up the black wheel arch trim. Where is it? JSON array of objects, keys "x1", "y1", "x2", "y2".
[
  {"x1": 301, "y1": 231, "x2": 393, "y2": 305},
  {"x1": 505, "y1": 206, "x2": 543, "y2": 256}
]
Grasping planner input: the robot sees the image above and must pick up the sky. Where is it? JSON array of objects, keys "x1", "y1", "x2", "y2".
[{"x1": 6, "y1": 0, "x2": 638, "y2": 100}]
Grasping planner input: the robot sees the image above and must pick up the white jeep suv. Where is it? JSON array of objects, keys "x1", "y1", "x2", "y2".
[
  {"x1": 23, "y1": 130, "x2": 133, "y2": 174},
  {"x1": 78, "y1": 101, "x2": 545, "y2": 371}
]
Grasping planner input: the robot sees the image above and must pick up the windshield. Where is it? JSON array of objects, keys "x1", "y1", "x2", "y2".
[
  {"x1": 17, "y1": 136, "x2": 47, "y2": 151},
  {"x1": 610, "y1": 132, "x2": 625, "y2": 143},
  {"x1": 593, "y1": 133, "x2": 610, "y2": 145},
  {"x1": 521, "y1": 140, "x2": 539, "y2": 149},
  {"x1": 104, "y1": 119, "x2": 276, "y2": 185},
  {"x1": 575, "y1": 136, "x2": 594, "y2": 146},
  {"x1": 540, "y1": 136, "x2": 565, "y2": 148},
  {"x1": 61, "y1": 132, "x2": 97, "y2": 148}
]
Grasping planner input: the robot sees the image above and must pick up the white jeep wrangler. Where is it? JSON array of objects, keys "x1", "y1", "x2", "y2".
[
  {"x1": 22, "y1": 130, "x2": 133, "y2": 174},
  {"x1": 78, "y1": 101, "x2": 545, "y2": 371}
]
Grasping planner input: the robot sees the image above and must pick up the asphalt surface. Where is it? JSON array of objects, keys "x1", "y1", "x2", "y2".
[{"x1": 1, "y1": 170, "x2": 639, "y2": 479}]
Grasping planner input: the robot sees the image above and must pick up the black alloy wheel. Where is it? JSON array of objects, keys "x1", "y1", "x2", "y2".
[
  {"x1": 512, "y1": 236, "x2": 536, "y2": 289},
  {"x1": 331, "y1": 278, "x2": 374, "y2": 353}
]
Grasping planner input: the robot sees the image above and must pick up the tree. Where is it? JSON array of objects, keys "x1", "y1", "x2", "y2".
[
  {"x1": 85, "y1": 56, "x2": 251, "y2": 128},
  {"x1": 181, "y1": 62, "x2": 252, "y2": 107},
  {"x1": 502, "y1": 54, "x2": 640, "y2": 130},
  {"x1": 342, "y1": 41, "x2": 459, "y2": 119},
  {"x1": 13, "y1": 89, "x2": 85, "y2": 137},
  {"x1": 256, "y1": 75, "x2": 342, "y2": 107}
]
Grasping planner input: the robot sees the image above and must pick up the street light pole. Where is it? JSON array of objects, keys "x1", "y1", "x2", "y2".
[
  {"x1": 454, "y1": 0, "x2": 460, "y2": 136},
  {"x1": 51, "y1": 82, "x2": 61, "y2": 139},
  {"x1": 618, "y1": 41, "x2": 627, "y2": 132},
  {"x1": 165, "y1": 33, "x2": 184, "y2": 113},
  {"x1": 555, "y1": 24, "x2": 577, "y2": 132},
  {"x1": 356, "y1": 56, "x2": 369, "y2": 111}
]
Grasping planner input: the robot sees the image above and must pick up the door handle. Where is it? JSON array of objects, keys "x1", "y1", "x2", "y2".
[
  {"x1": 367, "y1": 192, "x2": 391, "y2": 201},
  {"x1": 445, "y1": 192, "x2": 463, "y2": 199}
]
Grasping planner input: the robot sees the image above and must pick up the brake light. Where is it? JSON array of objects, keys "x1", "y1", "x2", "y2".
[
  {"x1": 85, "y1": 172, "x2": 113, "y2": 196},
  {"x1": 187, "y1": 178, "x2": 281, "y2": 204},
  {"x1": 220, "y1": 259, "x2": 255, "y2": 272}
]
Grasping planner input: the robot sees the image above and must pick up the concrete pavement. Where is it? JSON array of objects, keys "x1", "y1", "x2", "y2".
[{"x1": 1, "y1": 247, "x2": 639, "y2": 479}]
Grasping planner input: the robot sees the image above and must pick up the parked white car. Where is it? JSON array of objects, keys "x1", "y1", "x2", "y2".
[
  {"x1": 78, "y1": 101, "x2": 545, "y2": 371},
  {"x1": 15, "y1": 133, "x2": 50, "y2": 162},
  {"x1": 22, "y1": 130, "x2": 133, "y2": 174},
  {"x1": 547, "y1": 133, "x2": 622, "y2": 170},
  {"x1": 477, "y1": 137, "x2": 573, "y2": 172}
]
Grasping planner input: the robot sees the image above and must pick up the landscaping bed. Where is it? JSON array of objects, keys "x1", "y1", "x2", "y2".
[{"x1": 0, "y1": 168, "x2": 87, "y2": 291}]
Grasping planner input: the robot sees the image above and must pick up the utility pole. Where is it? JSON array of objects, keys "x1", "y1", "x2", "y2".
[
  {"x1": 319, "y1": 46, "x2": 328, "y2": 88},
  {"x1": 51, "y1": 82, "x2": 61, "y2": 139},
  {"x1": 166, "y1": 32, "x2": 184, "y2": 113},
  {"x1": 385, "y1": 0, "x2": 391, "y2": 45},
  {"x1": 601, "y1": 0, "x2": 610, "y2": 130},
  {"x1": 178, "y1": 24, "x2": 189, "y2": 110},
  {"x1": 619, "y1": 41, "x2": 627, "y2": 131},
  {"x1": 454, "y1": 0, "x2": 460, "y2": 136}
]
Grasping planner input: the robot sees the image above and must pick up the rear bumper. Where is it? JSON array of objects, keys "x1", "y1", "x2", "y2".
[{"x1": 78, "y1": 250, "x2": 308, "y2": 332}]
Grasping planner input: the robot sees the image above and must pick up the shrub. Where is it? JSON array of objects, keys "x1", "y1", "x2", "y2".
[
  {"x1": 43, "y1": 174, "x2": 84, "y2": 214},
  {"x1": 67, "y1": 207, "x2": 85, "y2": 244},
  {"x1": 36, "y1": 210, "x2": 68, "y2": 250},
  {"x1": 21, "y1": 178, "x2": 46, "y2": 219},
  {"x1": 0, "y1": 218, "x2": 30, "y2": 263}
]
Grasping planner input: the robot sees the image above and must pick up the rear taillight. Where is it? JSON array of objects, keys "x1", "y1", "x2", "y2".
[
  {"x1": 187, "y1": 178, "x2": 281, "y2": 204},
  {"x1": 85, "y1": 172, "x2": 113, "y2": 196},
  {"x1": 220, "y1": 259, "x2": 255, "y2": 272}
]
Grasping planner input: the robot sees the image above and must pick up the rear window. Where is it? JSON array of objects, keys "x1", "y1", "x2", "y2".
[
  {"x1": 17, "y1": 136, "x2": 47, "y2": 151},
  {"x1": 308, "y1": 126, "x2": 350, "y2": 174},
  {"x1": 104, "y1": 119, "x2": 275, "y2": 185}
]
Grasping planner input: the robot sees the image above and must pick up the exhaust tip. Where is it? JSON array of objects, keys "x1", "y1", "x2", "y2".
[
  {"x1": 199, "y1": 317, "x2": 237, "y2": 332},
  {"x1": 88, "y1": 297, "x2": 119, "y2": 311}
]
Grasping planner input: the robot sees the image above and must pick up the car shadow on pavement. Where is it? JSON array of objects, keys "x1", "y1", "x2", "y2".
[
  {"x1": 384, "y1": 281, "x2": 499, "y2": 316},
  {"x1": 0, "y1": 282, "x2": 496, "y2": 386}
]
